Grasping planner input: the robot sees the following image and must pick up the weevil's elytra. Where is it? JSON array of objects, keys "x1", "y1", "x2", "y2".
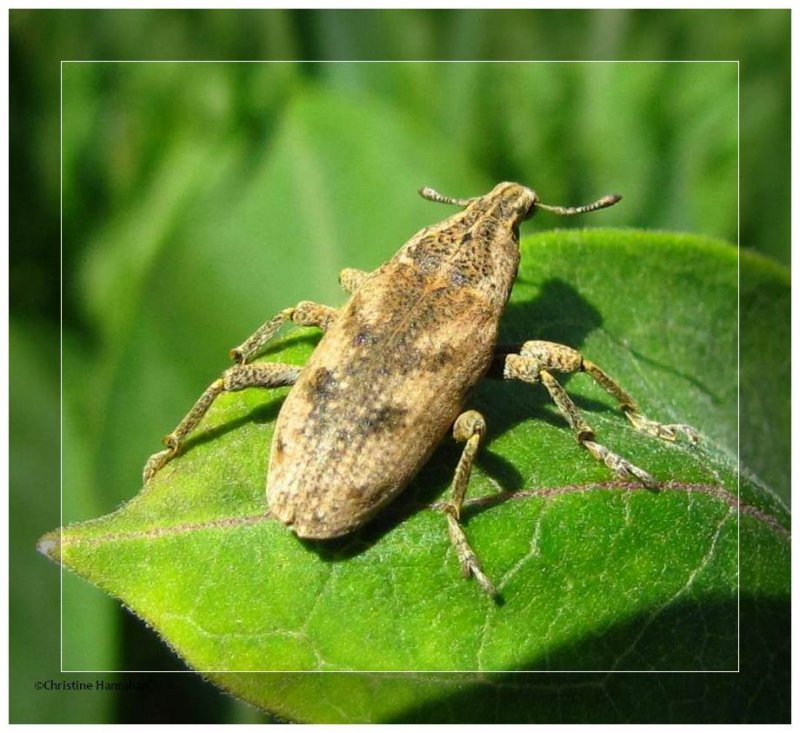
[
  {"x1": 267, "y1": 184, "x2": 530, "y2": 538},
  {"x1": 144, "y1": 182, "x2": 699, "y2": 599}
]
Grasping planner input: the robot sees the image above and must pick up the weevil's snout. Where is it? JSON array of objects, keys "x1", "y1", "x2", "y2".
[
  {"x1": 491, "y1": 182, "x2": 538, "y2": 222},
  {"x1": 519, "y1": 187, "x2": 539, "y2": 221}
]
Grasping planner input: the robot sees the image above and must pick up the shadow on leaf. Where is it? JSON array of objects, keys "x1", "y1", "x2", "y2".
[
  {"x1": 208, "y1": 594, "x2": 786, "y2": 723},
  {"x1": 385, "y1": 594, "x2": 789, "y2": 723}
]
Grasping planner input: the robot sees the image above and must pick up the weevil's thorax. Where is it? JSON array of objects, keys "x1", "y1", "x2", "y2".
[{"x1": 396, "y1": 182, "x2": 533, "y2": 309}]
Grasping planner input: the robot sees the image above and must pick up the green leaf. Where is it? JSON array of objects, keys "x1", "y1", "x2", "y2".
[{"x1": 41, "y1": 230, "x2": 789, "y2": 721}]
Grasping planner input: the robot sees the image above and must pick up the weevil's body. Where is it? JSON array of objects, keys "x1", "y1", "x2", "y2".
[
  {"x1": 269, "y1": 183, "x2": 532, "y2": 538},
  {"x1": 144, "y1": 181, "x2": 697, "y2": 598}
]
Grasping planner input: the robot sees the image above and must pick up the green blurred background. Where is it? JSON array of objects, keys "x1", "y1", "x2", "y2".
[{"x1": 10, "y1": 8, "x2": 789, "y2": 724}]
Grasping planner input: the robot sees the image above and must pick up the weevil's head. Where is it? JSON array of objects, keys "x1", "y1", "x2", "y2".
[
  {"x1": 416, "y1": 181, "x2": 619, "y2": 308},
  {"x1": 487, "y1": 182, "x2": 540, "y2": 226},
  {"x1": 420, "y1": 182, "x2": 621, "y2": 227},
  {"x1": 488, "y1": 181, "x2": 624, "y2": 233}
]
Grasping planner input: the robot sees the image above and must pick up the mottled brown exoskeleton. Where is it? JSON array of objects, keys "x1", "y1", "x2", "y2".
[{"x1": 144, "y1": 182, "x2": 699, "y2": 597}]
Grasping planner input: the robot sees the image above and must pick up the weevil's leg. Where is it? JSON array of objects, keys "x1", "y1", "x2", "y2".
[
  {"x1": 143, "y1": 362, "x2": 301, "y2": 483},
  {"x1": 441, "y1": 410, "x2": 497, "y2": 598},
  {"x1": 230, "y1": 301, "x2": 337, "y2": 364},
  {"x1": 540, "y1": 369, "x2": 655, "y2": 487},
  {"x1": 338, "y1": 268, "x2": 371, "y2": 294},
  {"x1": 499, "y1": 349, "x2": 657, "y2": 487},
  {"x1": 494, "y1": 341, "x2": 699, "y2": 443},
  {"x1": 581, "y1": 358, "x2": 700, "y2": 444}
]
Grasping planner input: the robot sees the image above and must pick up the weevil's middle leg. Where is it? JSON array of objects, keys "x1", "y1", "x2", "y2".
[
  {"x1": 442, "y1": 410, "x2": 497, "y2": 598},
  {"x1": 230, "y1": 301, "x2": 337, "y2": 364},
  {"x1": 143, "y1": 362, "x2": 301, "y2": 483}
]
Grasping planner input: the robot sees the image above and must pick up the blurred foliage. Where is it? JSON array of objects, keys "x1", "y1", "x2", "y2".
[
  {"x1": 10, "y1": 8, "x2": 789, "y2": 724},
  {"x1": 9, "y1": 9, "x2": 790, "y2": 324},
  {"x1": 10, "y1": 321, "x2": 116, "y2": 723}
]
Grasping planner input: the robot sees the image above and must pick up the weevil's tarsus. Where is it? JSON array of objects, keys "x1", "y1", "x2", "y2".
[
  {"x1": 143, "y1": 448, "x2": 176, "y2": 484},
  {"x1": 583, "y1": 440, "x2": 657, "y2": 488},
  {"x1": 539, "y1": 368, "x2": 656, "y2": 486},
  {"x1": 447, "y1": 513, "x2": 497, "y2": 598},
  {"x1": 625, "y1": 410, "x2": 701, "y2": 444},
  {"x1": 536, "y1": 193, "x2": 622, "y2": 217},
  {"x1": 230, "y1": 301, "x2": 337, "y2": 364},
  {"x1": 143, "y1": 362, "x2": 302, "y2": 483},
  {"x1": 419, "y1": 186, "x2": 477, "y2": 208},
  {"x1": 441, "y1": 410, "x2": 497, "y2": 598}
]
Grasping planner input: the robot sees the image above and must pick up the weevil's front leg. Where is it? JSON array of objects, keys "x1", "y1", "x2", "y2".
[
  {"x1": 143, "y1": 362, "x2": 301, "y2": 483},
  {"x1": 581, "y1": 358, "x2": 699, "y2": 443},
  {"x1": 513, "y1": 341, "x2": 699, "y2": 443},
  {"x1": 230, "y1": 301, "x2": 337, "y2": 364},
  {"x1": 338, "y1": 267, "x2": 371, "y2": 294},
  {"x1": 442, "y1": 410, "x2": 497, "y2": 598},
  {"x1": 539, "y1": 368, "x2": 655, "y2": 486}
]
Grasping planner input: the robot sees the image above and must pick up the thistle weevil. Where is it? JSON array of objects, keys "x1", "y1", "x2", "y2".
[{"x1": 143, "y1": 182, "x2": 699, "y2": 597}]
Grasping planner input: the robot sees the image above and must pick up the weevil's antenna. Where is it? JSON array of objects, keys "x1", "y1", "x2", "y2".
[
  {"x1": 536, "y1": 193, "x2": 622, "y2": 216},
  {"x1": 419, "y1": 186, "x2": 476, "y2": 208}
]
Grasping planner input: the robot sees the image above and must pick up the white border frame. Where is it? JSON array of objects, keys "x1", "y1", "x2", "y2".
[{"x1": 58, "y1": 58, "x2": 742, "y2": 675}]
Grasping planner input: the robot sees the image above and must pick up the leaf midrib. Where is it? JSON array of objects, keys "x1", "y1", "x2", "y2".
[{"x1": 44, "y1": 479, "x2": 789, "y2": 558}]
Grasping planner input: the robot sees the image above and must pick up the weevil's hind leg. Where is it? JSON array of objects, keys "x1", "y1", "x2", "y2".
[
  {"x1": 442, "y1": 410, "x2": 497, "y2": 598},
  {"x1": 496, "y1": 340, "x2": 700, "y2": 487},
  {"x1": 143, "y1": 362, "x2": 301, "y2": 484},
  {"x1": 230, "y1": 301, "x2": 337, "y2": 364},
  {"x1": 339, "y1": 268, "x2": 371, "y2": 294}
]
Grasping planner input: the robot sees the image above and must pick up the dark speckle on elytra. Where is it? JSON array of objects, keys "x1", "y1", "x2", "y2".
[
  {"x1": 430, "y1": 346, "x2": 455, "y2": 371},
  {"x1": 356, "y1": 404, "x2": 408, "y2": 435},
  {"x1": 353, "y1": 330, "x2": 377, "y2": 347}
]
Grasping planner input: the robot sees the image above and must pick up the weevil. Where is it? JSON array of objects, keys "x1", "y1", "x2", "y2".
[{"x1": 143, "y1": 182, "x2": 699, "y2": 597}]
